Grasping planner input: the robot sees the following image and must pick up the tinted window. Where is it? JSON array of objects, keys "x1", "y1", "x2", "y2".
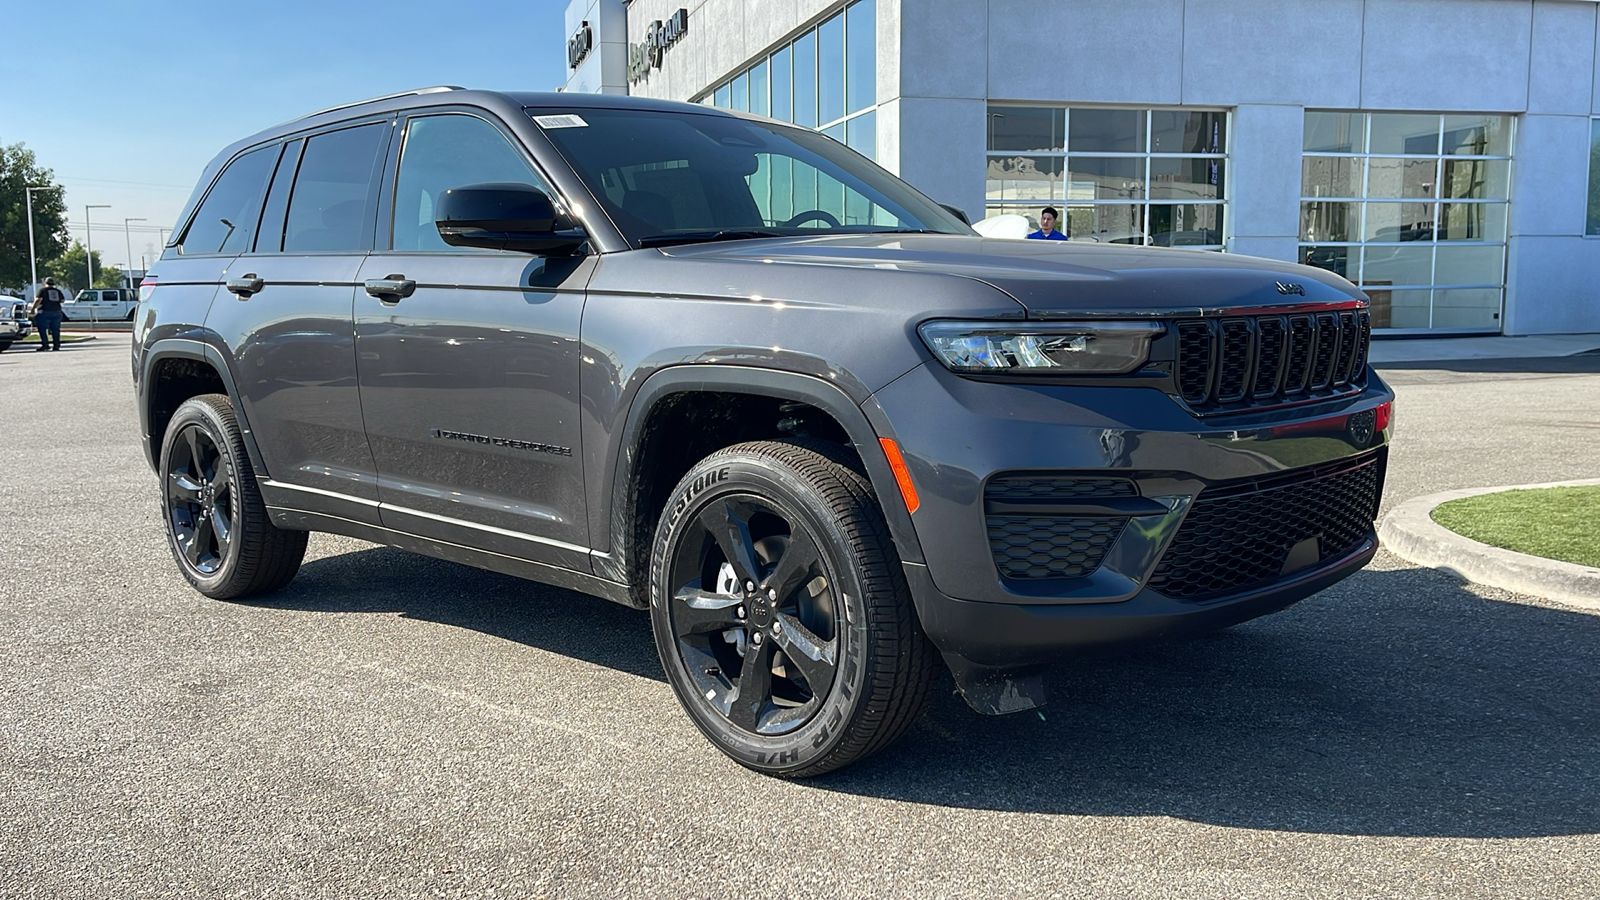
[
  {"x1": 392, "y1": 115, "x2": 551, "y2": 252},
  {"x1": 180, "y1": 146, "x2": 276, "y2": 255},
  {"x1": 537, "y1": 108, "x2": 967, "y2": 243},
  {"x1": 284, "y1": 123, "x2": 388, "y2": 253},
  {"x1": 253, "y1": 139, "x2": 302, "y2": 253}
]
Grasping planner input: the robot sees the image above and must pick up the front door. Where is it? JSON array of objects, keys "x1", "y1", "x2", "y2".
[{"x1": 355, "y1": 111, "x2": 593, "y2": 570}]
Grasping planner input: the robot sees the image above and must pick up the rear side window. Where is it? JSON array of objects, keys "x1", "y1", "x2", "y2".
[
  {"x1": 253, "y1": 139, "x2": 302, "y2": 254},
  {"x1": 179, "y1": 146, "x2": 276, "y2": 255},
  {"x1": 392, "y1": 114, "x2": 553, "y2": 252},
  {"x1": 284, "y1": 123, "x2": 388, "y2": 253}
]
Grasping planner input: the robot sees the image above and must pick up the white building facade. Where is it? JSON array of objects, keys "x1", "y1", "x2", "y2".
[{"x1": 564, "y1": 0, "x2": 1600, "y2": 336}]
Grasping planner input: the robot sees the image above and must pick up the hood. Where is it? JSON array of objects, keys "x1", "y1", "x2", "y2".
[{"x1": 658, "y1": 233, "x2": 1363, "y2": 317}]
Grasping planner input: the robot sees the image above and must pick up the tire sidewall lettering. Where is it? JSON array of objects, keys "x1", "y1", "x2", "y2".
[{"x1": 650, "y1": 454, "x2": 872, "y2": 772}]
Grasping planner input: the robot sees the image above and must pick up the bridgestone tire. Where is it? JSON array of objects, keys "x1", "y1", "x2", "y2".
[
  {"x1": 159, "y1": 393, "x2": 307, "y2": 599},
  {"x1": 649, "y1": 440, "x2": 937, "y2": 777}
]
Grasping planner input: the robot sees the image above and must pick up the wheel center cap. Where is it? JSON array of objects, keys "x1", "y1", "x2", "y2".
[{"x1": 749, "y1": 596, "x2": 773, "y2": 628}]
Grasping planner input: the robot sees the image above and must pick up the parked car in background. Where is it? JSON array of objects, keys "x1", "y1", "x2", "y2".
[
  {"x1": 64, "y1": 288, "x2": 140, "y2": 321},
  {"x1": 0, "y1": 295, "x2": 34, "y2": 352}
]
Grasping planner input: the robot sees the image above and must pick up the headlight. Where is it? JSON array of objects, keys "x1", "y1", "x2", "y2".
[{"x1": 918, "y1": 320, "x2": 1164, "y2": 374}]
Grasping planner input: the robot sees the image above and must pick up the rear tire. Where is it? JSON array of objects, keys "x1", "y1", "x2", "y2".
[
  {"x1": 0, "y1": 340, "x2": 11, "y2": 354},
  {"x1": 649, "y1": 440, "x2": 937, "y2": 777},
  {"x1": 159, "y1": 393, "x2": 307, "y2": 599}
]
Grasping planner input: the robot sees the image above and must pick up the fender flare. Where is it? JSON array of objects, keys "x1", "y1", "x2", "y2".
[
  {"x1": 598, "y1": 365, "x2": 927, "y2": 588},
  {"x1": 139, "y1": 337, "x2": 269, "y2": 478}
]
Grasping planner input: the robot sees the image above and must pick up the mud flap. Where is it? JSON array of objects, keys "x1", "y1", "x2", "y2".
[{"x1": 944, "y1": 655, "x2": 1048, "y2": 715}]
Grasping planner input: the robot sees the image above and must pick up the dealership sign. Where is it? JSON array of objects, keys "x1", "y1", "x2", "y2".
[
  {"x1": 627, "y1": 8, "x2": 689, "y2": 83},
  {"x1": 567, "y1": 20, "x2": 593, "y2": 70}
]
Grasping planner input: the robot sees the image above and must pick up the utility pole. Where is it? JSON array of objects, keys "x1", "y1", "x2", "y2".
[
  {"x1": 24, "y1": 185, "x2": 60, "y2": 297},
  {"x1": 124, "y1": 217, "x2": 147, "y2": 289},
  {"x1": 85, "y1": 204, "x2": 110, "y2": 290}
]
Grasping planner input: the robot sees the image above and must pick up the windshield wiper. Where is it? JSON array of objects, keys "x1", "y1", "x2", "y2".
[{"x1": 637, "y1": 229, "x2": 790, "y2": 248}]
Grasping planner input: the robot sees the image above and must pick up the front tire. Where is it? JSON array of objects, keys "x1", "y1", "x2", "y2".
[
  {"x1": 159, "y1": 393, "x2": 307, "y2": 599},
  {"x1": 649, "y1": 441, "x2": 937, "y2": 777}
]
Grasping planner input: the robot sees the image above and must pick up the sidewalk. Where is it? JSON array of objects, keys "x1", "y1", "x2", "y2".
[{"x1": 1368, "y1": 332, "x2": 1600, "y2": 365}]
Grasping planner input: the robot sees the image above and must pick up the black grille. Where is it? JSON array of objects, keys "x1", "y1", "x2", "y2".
[
  {"x1": 1174, "y1": 310, "x2": 1370, "y2": 413},
  {"x1": 1252, "y1": 317, "x2": 1285, "y2": 397},
  {"x1": 1176, "y1": 323, "x2": 1214, "y2": 404},
  {"x1": 985, "y1": 475, "x2": 1137, "y2": 500},
  {"x1": 1147, "y1": 453, "x2": 1383, "y2": 601},
  {"x1": 988, "y1": 516, "x2": 1126, "y2": 580},
  {"x1": 1215, "y1": 319, "x2": 1253, "y2": 402},
  {"x1": 983, "y1": 475, "x2": 1137, "y2": 580}
]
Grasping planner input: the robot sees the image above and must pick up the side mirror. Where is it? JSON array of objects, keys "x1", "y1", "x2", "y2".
[
  {"x1": 939, "y1": 203, "x2": 971, "y2": 226},
  {"x1": 435, "y1": 182, "x2": 587, "y2": 255}
]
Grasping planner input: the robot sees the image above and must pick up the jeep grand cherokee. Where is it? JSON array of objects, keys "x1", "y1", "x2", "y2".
[{"x1": 135, "y1": 88, "x2": 1391, "y2": 776}]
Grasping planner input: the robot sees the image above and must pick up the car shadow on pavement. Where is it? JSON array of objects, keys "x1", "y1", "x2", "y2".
[
  {"x1": 251, "y1": 545, "x2": 664, "y2": 682},
  {"x1": 260, "y1": 546, "x2": 1598, "y2": 839},
  {"x1": 826, "y1": 565, "x2": 1600, "y2": 839}
]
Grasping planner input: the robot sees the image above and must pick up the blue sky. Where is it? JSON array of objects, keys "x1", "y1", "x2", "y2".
[{"x1": 1, "y1": 0, "x2": 570, "y2": 271}]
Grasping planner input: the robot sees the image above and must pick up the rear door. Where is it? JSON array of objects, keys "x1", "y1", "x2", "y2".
[
  {"x1": 354, "y1": 110, "x2": 593, "y2": 570},
  {"x1": 203, "y1": 120, "x2": 393, "y2": 524},
  {"x1": 146, "y1": 142, "x2": 280, "y2": 362}
]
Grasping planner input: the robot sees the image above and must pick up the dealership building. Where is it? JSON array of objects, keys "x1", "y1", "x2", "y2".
[{"x1": 563, "y1": 0, "x2": 1600, "y2": 336}]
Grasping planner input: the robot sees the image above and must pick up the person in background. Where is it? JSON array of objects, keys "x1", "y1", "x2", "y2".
[
  {"x1": 1027, "y1": 206, "x2": 1068, "y2": 240},
  {"x1": 30, "y1": 278, "x2": 65, "y2": 352}
]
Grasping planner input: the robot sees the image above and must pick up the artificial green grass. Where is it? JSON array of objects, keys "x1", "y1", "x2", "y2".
[{"x1": 1432, "y1": 486, "x2": 1600, "y2": 569}]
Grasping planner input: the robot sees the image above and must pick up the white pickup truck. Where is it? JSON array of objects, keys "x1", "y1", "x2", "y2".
[{"x1": 62, "y1": 288, "x2": 139, "y2": 321}]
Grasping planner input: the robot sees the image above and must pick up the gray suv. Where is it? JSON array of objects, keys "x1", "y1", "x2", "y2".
[{"x1": 135, "y1": 88, "x2": 1391, "y2": 776}]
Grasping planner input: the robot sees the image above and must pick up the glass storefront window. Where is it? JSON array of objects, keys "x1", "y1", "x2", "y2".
[
  {"x1": 1070, "y1": 109, "x2": 1145, "y2": 153},
  {"x1": 846, "y1": 0, "x2": 875, "y2": 115},
  {"x1": 1300, "y1": 111, "x2": 1513, "y2": 332},
  {"x1": 1302, "y1": 157, "x2": 1363, "y2": 198},
  {"x1": 985, "y1": 105, "x2": 1227, "y2": 250},
  {"x1": 793, "y1": 31, "x2": 817, "y2": 128},
  {"x1": 770, "y1": 46, "x2": 792, "y2": 123},
  {"x1": 702, "y1": 1, "x2": 878, "y2": 161},
  {"x1": 818, "y1": 14, "x2": 845, "y2": 126},
  {"x1": 1368, "y1": 113, "x2": 1442, "y2": 155}
]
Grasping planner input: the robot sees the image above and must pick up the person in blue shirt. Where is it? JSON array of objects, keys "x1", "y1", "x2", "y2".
[{"x1": 1027, "y1": 206, "x2": 1068, "y2": 240}]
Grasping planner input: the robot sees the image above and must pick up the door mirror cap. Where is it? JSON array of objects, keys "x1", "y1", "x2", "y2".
[{"x1": 435, "y1": 182, "x2": 587, "y2": 255}]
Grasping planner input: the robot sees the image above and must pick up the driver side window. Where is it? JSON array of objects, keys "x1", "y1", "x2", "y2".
[
  {"x1": 392, "y1": 114, "x2": 554, "y2": 252},
  {"x1": 750, "y1": 154, "x2": 901, "y2": 229}
]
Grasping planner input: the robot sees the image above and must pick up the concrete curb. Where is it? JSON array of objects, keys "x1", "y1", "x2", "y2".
[{"x1": 1379, "y1": 479, "x2": 1600, "y2": 612}]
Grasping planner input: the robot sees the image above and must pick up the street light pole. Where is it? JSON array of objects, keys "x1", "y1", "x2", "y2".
[
  {"x1": 23, "y1": 185, "x2": 58, "y2": 296},
  {"x1": 123, "y1": 217, "x2": 146, "y2": 289},
  {"x1": 85, "y1": 204, "x2": 110, "y2": 290}
]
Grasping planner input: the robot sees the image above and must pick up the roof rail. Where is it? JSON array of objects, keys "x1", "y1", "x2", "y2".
[{"x1": 290, "y1": 86, "x2": 466, "y2": 123}]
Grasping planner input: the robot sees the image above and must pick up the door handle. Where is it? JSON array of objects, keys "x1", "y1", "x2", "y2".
[
  {"x1": 227, "y1": 274, "x2": 264, "y2": 297},
  {"x1": 365, "y1": 275, "x2": 416, "y2": 301}
]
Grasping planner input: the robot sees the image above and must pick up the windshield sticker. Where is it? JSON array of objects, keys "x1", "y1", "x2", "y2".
[{"x1": 535, "y1": 114, "x2": 588, "y2": 129}]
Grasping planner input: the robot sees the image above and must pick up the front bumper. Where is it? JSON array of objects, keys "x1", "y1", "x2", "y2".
[{"x1": 865, "y1": 361, "x2": 1392, "y2": 682}]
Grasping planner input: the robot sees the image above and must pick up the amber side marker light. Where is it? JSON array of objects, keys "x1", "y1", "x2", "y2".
[{"x1": 879, "y1": 437, "x2": 920, "y2": 514}]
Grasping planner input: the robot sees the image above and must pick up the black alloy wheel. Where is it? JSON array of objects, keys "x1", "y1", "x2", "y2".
[
  {"x1": 669, "y1": 493, "x2": 840, "y2": 737},
  {"x1": 650, "y1": 441, "x2": 937, "y2": 777},
  {"x1": 159, "y1": 394, "x2": 307, "y2": 599},
  {"x1": 167, "y1": 423, "x2": 235, "y2": 575}
]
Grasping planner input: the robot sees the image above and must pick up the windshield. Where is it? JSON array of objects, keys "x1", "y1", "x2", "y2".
[{"x1": 530, "y1": 107, "x2": 972, "y2": 247}]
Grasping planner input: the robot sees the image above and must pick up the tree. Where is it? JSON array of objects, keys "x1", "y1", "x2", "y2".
[
  {"x1": 41, "y1": 241, "x2": 122, "y2": 294},
  {"x1": 0, "y1": 143, "x2": 68, "y2": 289}
]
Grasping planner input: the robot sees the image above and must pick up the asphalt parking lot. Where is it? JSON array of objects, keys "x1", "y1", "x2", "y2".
[{"x1": 2, "y1": 336, "x2": 1598, "y2": 899}]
